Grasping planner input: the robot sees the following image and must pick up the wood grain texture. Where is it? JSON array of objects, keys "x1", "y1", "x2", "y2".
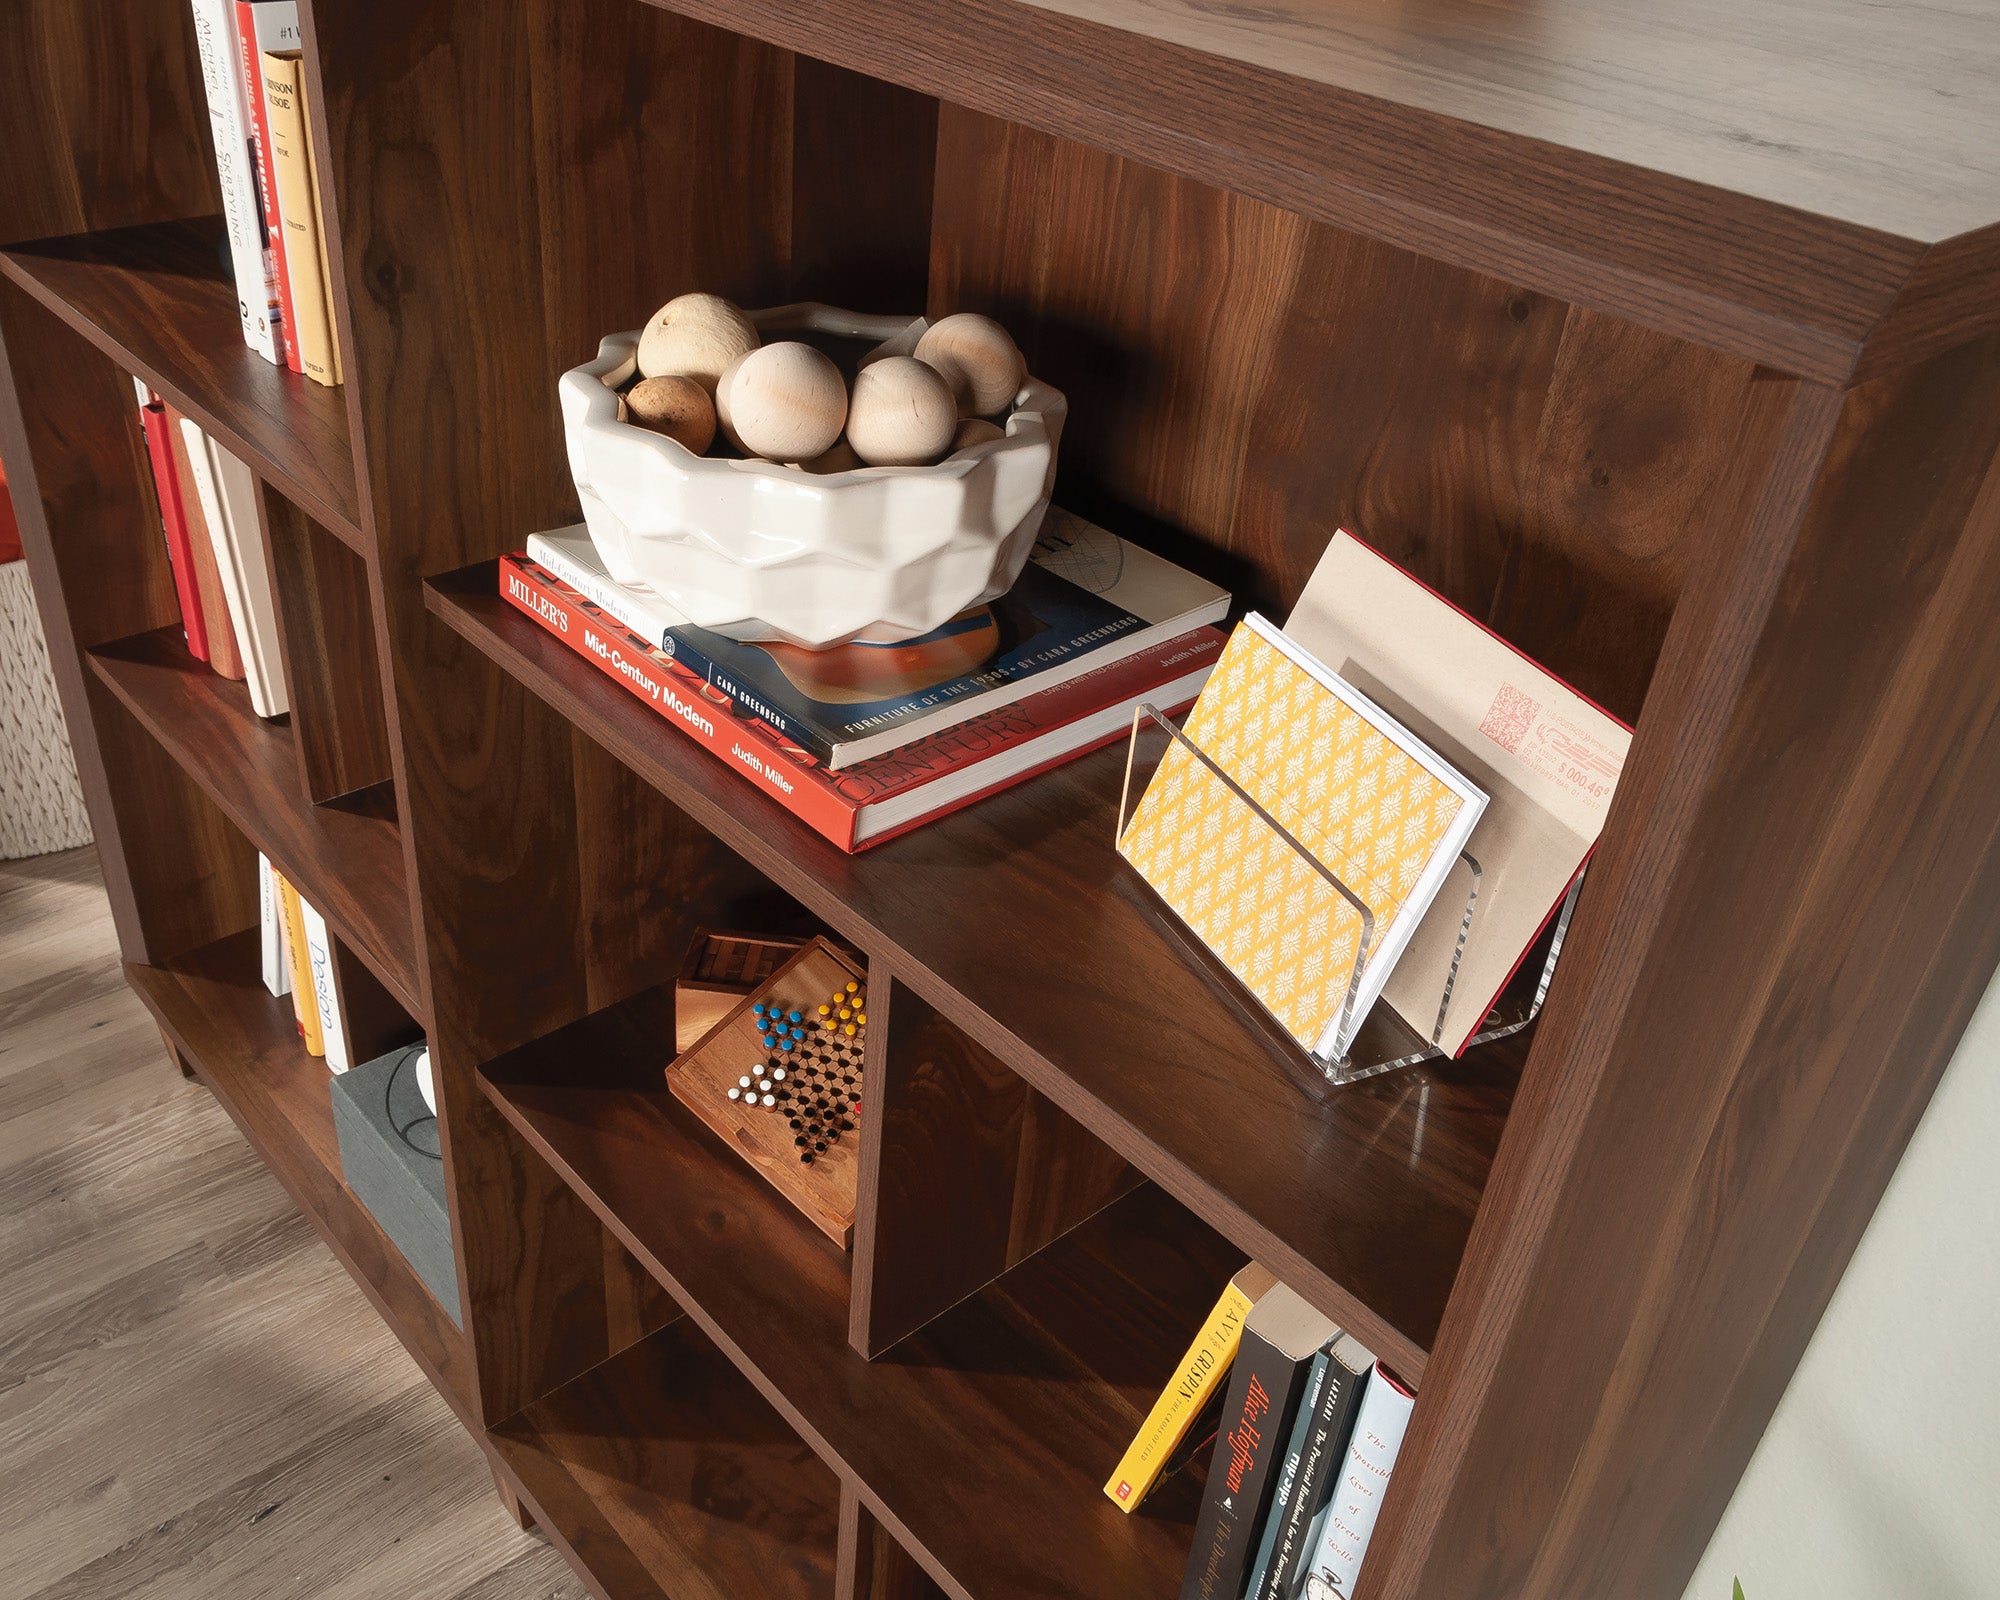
[
  {"x1": 0, "y1": 848, "x2": 579, "y2": 1600},
  {"x1": 1363, "y1": 341, "x2": 2000, "y2": 1599},
  {"x1": 259, "y1": 490, "x2": 395, "y2": 803},
  {"x1": 492, "y1": 1322, "x2": 843, "y2": 1600},
  {"x1": 855, "y1": 978, "x2": 1138, "y2": 1355},
  {"x1": 84, "y1": 627, "x2": 420, "y2": 1017},
  {"x1": 480, "y1": 991, "x2": 1241, "y2": 1600},
  {"x1": 836, "y1": 1484, "x2": 947, "y2": 1600},
  {"x1": 0, "y1": 0, "x2": 213, "y2": 245},
  {"x1": 428, "y1": 564, "x2": 1520, "y2": 1380},
  {"x1": 0, "y1": 275, "x2": 252, "y2": 964},
  {"x1": 0, "y1": 222, "x2": 364, "y2": 544},
  {"x1": 637, "y1": 0, "x2": 2000, "y2": 380}
]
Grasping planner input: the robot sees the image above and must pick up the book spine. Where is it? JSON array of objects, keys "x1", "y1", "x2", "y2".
[
  {"x1": 298, "y1": 67, "x2": 344, "y2": 385},
  {"x1": 181, "y1": 422, "x2": 289, "y2": 717},
  {"x1": 138, "y1": 398, "x2": 210, "y2": 661},
  {"x1": 276, "y1": 874, "x2": 324, "y2": 1054},
  {"x1": 237, "y1": 1, "x2": 299, "y2": 373},
  {"x1": 187, "y1": 0, "x2": 277, "y2": 360},
  {"x1": 299, "y1": 900, "x2": 349, "y2": 1072},
  {"x1": 499, "y1": 557, "x2": 864, "y2": 850},
  {"x1": 1244, "y1": 1351, "x2": 1330, "y2": 1599},
  {"x1": 523, "y1": 534, "x2": 852, "y2": 764},
  {"x1": 1179, "y1": 1325, "x2": 1306, "y2": 1600},
  {"x1": 262, "y1": 53, "x2": 338, "y2": 388},
  {"x1": 1303, "y1": 1366, "x2": 1416, "y2": 1598},
  {"x1": 258, "y1": 853, "x2": 290, "y2": 997},
  {"x1": 167, "y1": 409, "x2": 245, "y2": 679},
  {"x1": 1257, "y1": 1344, "x2": 1370, "y2": 1600},
  {"x1": 1105, "y1": 1275, "x2": 1260, "y2": 1511}
]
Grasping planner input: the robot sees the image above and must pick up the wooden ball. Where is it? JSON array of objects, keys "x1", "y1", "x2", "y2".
[
  {"x1": 625, "y1": 375, "x2": 716, "y2": 454},
  {"x1": 797, "y1": 439, "x2": 862, "y2": 474},
  {"x1": 948, "y1": 418, "x2": 1005, "y2": 453},
  {"x1": 845, "y1": 356, "x2": 957, "y2": 466},
  {"x1": 713, "y1": 350, "x2": 751, "y2": 453},
  {"x1": 636, "y1": 293, "x2": 758, "y2": 391},
  {"x1": 915, "y1": 313, "x2": 1027, "y2": 417},
  {"x1": 727, "y1": 342, "x2": 848, "y2": 462}
]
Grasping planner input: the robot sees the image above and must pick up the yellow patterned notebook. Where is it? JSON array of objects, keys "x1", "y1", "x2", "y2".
[{"x1": 1119, "y1": 614, "x2": 1485, "y2": 1057}]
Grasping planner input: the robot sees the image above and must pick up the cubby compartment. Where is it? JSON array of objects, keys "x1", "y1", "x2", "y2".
[{"x1": 491, "y1": 1311, "x2": 843, "y2": 1600}]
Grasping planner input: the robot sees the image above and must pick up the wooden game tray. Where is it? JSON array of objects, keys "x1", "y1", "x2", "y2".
[{"x1": 666, "y1": 937, "x2": 868, "y2": 1248}]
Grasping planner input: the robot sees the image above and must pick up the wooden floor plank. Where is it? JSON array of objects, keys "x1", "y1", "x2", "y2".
[{"x1": 0, "y1": 847, "x2": 583, "y2": 1600}]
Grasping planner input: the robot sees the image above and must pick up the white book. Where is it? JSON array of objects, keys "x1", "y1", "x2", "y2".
[
  {"x1": 178, "y1": 419, "x2": 289, "y2": 717},
  {"x1": 298, "y1": 899, "x2": 350, "y2": 1073},
  {"x1": 1303, "y1": 1365, "x2": 1416, "y2": 1598},
  {"x1": 187, "y1": 0, "x2": 278, "y2": 361},
  {"x1": 257, "y1": 853, "x2": 290, "y2": 997}
]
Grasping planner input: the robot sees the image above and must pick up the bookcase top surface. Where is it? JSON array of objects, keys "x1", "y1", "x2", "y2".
[{"x1": 1016, "y1": 0, "x2": 2000, "y2": 244}]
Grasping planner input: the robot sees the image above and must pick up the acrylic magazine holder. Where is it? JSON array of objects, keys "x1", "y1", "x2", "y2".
[{"x1": 1115, "y1": 703, "x2": 1578, "y2": 1086}]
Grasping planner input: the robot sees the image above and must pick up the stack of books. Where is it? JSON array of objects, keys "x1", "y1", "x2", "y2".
[
  {"x1": 259, "y1": 855, "x2": 377, "y2": 1073},
  {"x1": 132, "y1": 379, "x2": 287, "y2": 715},
  {"x1": 188, "y1": 0, "x2": 344, "y2": 386},
  {"x1": 499, "y1": 511, "x2": 1232, "y2": 850},
  {"x1": 1107, "y1": 1267, "x2": 1416, "y2": 1600}
]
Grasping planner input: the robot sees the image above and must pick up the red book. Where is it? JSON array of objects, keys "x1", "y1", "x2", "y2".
[
  {"x1": 137, "y1": 393, "x2": 209, "y2": 660},
  {"x1": 499, "y1": 553, "x2": 1222, "y2": 852},
  {"x1": 236, "y1": 2, "x2": 301, "y2": 373}
]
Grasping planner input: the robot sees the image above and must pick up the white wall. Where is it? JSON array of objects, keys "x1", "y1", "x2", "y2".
[{"x1": 1680, "y1": 972, "x2": 2000, "y2": 1600}]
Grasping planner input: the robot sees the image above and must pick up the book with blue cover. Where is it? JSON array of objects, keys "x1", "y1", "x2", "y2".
[{"x1": 526, "y1": 508, "x2": 1230, "y2": 767}]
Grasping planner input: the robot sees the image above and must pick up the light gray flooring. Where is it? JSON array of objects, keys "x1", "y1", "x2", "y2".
[{"x1": 0, "y1": 847, "x2": 587, "y2": 1600}]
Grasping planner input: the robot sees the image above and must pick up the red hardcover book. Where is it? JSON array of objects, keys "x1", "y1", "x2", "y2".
[
  {"x1": 236, "y1": 1, "x2": 300, "y2": 373},
  {"x1": 499, "y1": 553, "x2": 1222, "y2": 852},
  {"x1": 137, "y1": 393, "x2": 209, "y2": 660},
  {"x1": 166, "y1": 406, "x2": 246, "y2": 680}
]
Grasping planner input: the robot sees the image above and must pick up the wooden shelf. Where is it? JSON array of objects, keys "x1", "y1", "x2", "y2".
[
  {"x1": 491, "y1": 1321, "x2": 843, "y2": 1600},
  {"x1": 637, "y1": 0, "x2": 2000, "y2": 382},
  {"x1": 127, "y1": 928, "x2": 469, "y2": 1421},
  {"x1": 478, "y1": 982, "x2": 1260, "y2": 1600},
  {"x1": 430, "y1": 564, "x2": 1515, "y2": 1375},
  {"x1": 0, "y1": 219, "x2": 365, "y2": 547},
  {"x1": 87, "y1": 626, "x2": 422, "y2": 1020}
]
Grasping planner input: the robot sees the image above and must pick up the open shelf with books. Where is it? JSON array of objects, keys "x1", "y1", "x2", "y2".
[
  {"x1": 128, "y1": 925, "x2": 467, "y2": 1418},
  {"x1": 0, "y1": 220, "x2": 363, "y2": 548},
  {"x1": 9, "y1": 4, "x2": 2000, "y2": 1600}
]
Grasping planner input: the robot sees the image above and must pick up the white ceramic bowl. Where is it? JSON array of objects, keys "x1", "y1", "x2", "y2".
[{"x1": 559, "y1": 305, "x2": 1066, "y2": 649}]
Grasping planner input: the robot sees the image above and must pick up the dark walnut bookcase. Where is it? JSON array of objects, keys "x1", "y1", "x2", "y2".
[{"x1": 5, "y1": 3, "x2": 1999, "y2": 1596}]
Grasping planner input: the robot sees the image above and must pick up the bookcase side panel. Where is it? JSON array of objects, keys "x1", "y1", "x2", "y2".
[{"x1": 1366, "y1": 336, "x2": 2000, "y2": 1599}]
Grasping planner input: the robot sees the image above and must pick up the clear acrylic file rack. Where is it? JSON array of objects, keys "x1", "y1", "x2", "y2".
[{"x1": 1115, "y1": 703, "x2": 1579, "y2": 1086}]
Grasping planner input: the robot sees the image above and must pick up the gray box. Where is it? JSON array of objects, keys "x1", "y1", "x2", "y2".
[{"x1": 330, "y1": 1043, "x2": 460, "y2": 1324}]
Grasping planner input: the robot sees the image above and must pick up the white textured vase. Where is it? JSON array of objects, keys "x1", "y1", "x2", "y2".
[{"x1": 559, "y1": 305, "x2": 1066, "y2": 649}]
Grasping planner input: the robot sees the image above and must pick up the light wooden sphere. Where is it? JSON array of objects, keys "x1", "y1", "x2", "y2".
[
  {"x1": 949, "y1": 417, "x2": 1006, "y2": 453},
  {"x1": 797, "y1": 439, "x2": 863, "y2": 475},
  {"x1": 713, "y1": 350, "x2": 750, "y2": 452},
  {"x1": 635, "y1": 293, "x2": 758, "y2": 391},
  {"x1": 625, "y1": 375, "x2": 716, "y2": 454},
  {"x1": 845, "y1": 356, "x2": 957, "y2": 466},
  {"x1": 726, "y1": 342, "x2": 848, "y2": 462},
  {"x1": 914, "y1": 313, "x2": 1027, "y2": 417}
]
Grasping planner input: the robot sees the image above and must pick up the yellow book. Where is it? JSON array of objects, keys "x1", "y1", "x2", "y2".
[
  {"x1": 1104, "y1": 1261, "x2": 1277, "y2": 1512},
  {"x1": 262, "y1": 51, "x2": 340, "y2": 388},
  {"x1": 275, "y1": 872, "x2": 325, "y2": 1056}
]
